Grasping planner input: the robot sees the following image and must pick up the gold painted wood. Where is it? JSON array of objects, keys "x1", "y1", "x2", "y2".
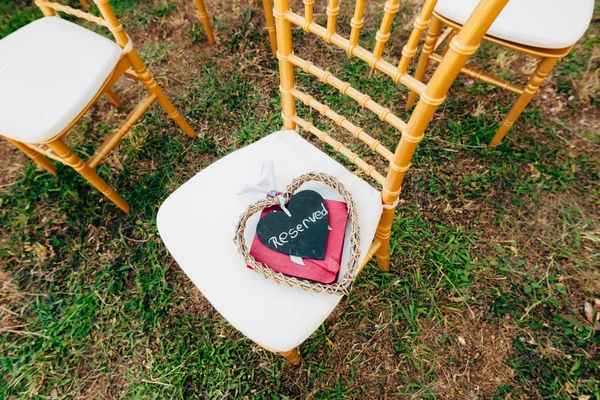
[
  {"x1": 262, "y1": 0, "x2": 277, "y2": 55},
  {"x1": 279, "y1": 348, "x2": 302, "y2": 364},
  {"x1": 288, "y1": 54, "x2": 406, "y2": 138},
  {"x1": 254, "y1": 342, "x2": 302, "y2": 364},
  {"x1": 435, "y1": 13, "x2": 574, "y2": 59},
  {"x1": 129, "y1": 51, "x2": 197, "y2": 139},
  {"x1": 358, "y1": 240, "x2": 381, "y2": 273},
  {"x1": 371, "y1": 0, "x2": 399, "y2": 65},
  {"x1": 326, "y1": 0, "x2": 339, "y2": 42},
  {"x1": 405, "y1": 14, "x2": 443, "y2": 110},
  {"x1": 289, "y1": 86, "x2": 393, "y2": 163},
  {"x1": 46, "y1": 139, "x2": 130, "y2": 213},
  {"x1": 303, "y1": 0, "x2": 314, "y2": 27},
  {"x1": 193, "y1": 0, "x2": 215, "y2": 44},
  {"x1": 87, "y1": 93, "x2": 157, "y2": 169},
  {"x1": 490, "y1": 56, "x2": 559, "y2": 146},
  {"x1": 284, "y1": 11, "x2": 426, "y2": 95},
  {"x1": 79, "y1": 0, "x2": 90, "y2": 9},
  {"x1": 397, "y1": 0, "x2": 437, "y2": 74},
  {"x1": 434, "y1": 27, "x2": 454, "y2": 52},
  {"x1": 273, "y1": 0, "x2": 509, "y2": 270},
  {"x1": 428, "y1": 52, "x2": 524, "y2": 94},
  {"x1": 14, "y1": 0, "x2": 197, "y2": 213},
  {"x1": 186, "y1": 0, "x2": 275, "y2": 54},
  {"x1": 3, "y1": 137, "x2": 57, "y2": 176},
  {"x1": 348, "y1": 0, "x2": 366, "y2": 54},
  {"x1": 267, "y1": 0, "x2": 508, "y2": 359},
  {"x1": 291, "y1": 114, "x2": 387, "y2": 185},
  {"x1": 24, "y1": 143, "x2": 67, "y2": 165},
  {"x1": 95, "y1": 0, "x2": 197, "y2": 141},
  {"x1": 377, "y1": 0, "x2": 509, "y2": 270},
  {"x1": 36, "y1": 0, "x2": 109, "y2": 26},
  {"x1": 105, "y1": 88, "x2": 122, "y2": 107},
  {"x1": 409, "y1": 9, "x2": 573, "y2": 145},
  {"x1": 274, "y1": 1, "x2": 296, "y2": 130}
]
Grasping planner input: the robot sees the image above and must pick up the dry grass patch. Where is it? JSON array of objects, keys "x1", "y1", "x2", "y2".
[{"x1": 419, "y1": 313, "x2": 516, "y2": 399}]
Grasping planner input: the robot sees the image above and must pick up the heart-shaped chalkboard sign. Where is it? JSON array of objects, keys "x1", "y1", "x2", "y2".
[{"x1": 256, "y1": 190, "x2": 329, "y2": 260}]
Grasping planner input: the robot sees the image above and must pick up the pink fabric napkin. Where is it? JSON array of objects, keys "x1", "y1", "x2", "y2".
[{"x1": 248, "y1": 198, "x2": 348, "y2": 284}]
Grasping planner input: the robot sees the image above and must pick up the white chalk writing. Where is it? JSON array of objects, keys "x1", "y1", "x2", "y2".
[{"x1": 267, "y1": 202, "x2": 328, "y2": 249}]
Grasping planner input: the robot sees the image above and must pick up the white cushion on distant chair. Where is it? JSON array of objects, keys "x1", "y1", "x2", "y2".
[
  {"x1": 435, "y1": 0, "x2": 594, "y2": 49},
  {"x1": 157, "y1": 130, "x2": 383, "y2": 352},
  {"x1": 0, "y1": 17, "x2": 122, "y2": 144}
]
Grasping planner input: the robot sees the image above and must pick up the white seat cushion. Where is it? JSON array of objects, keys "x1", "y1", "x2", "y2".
[
  {"x1": 157, "y1": 130, "x2": 383, "y2": 352},
  {"x1": 435, "y1": 0, "x2": 594, "y2": 49},
  {"x1": 0, "y1": 17, "x2": 122, "y2": 143}
]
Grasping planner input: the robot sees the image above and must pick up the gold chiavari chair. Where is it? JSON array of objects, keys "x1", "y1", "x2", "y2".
[
  {"x1": 405, "y1": 0, "x2": 594, "y2": 147},
  {"x1": 157, "y1": 0, "x2": 509, "y2": 363},
  {"x1": 0, "y1": 0, "x2": 196, "y2": 213}
]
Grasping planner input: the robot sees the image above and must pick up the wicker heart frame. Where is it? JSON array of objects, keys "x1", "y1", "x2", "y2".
[{"x1": 234, "y1": 172, "x2": 361, "y2": 296}]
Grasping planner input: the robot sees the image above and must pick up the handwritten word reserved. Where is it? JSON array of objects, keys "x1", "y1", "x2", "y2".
[{"x1": 267, "y1": 202, "x2": 328, "y2": 249}]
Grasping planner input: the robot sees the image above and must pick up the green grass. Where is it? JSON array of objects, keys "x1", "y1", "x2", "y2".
[{"x1": 1, "y1": 0, "x2": 599, "y2": 398}]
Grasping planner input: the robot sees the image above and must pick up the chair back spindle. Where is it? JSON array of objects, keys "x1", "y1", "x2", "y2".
[
  {"x1": 348, "y1": 0, "x2": 367, "y2": 54},
  {"x1": 397, "y1": 0, "x2": 438, "y2": 74},
  {"x1": 371, "y1": 0, "x2": 399, "y2": 64},
  {"x1": 303, "y1": 0, "x2": 315, "y2": 28},
  {"x1": 326, "y1": 0, "x2": 339, "y2": 42},
  {"x1": 34, "y1": 0, "x2": 129, "y2": 49}
]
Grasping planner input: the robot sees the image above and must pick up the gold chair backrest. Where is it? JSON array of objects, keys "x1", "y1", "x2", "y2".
[
  {"x1": 34, "y1": 0, "x2": 130, "y2": 49},
  {"x1": 274, "y1": 0, "x2": 509, "y2": 267},
  {"x1": 275, "y1": 0, "x2": 508, "y2": 191}
]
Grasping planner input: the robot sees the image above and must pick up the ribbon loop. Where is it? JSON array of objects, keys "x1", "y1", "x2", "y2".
[{"x1": 237, "y1": 161, "x2": 292, "y2": 217}]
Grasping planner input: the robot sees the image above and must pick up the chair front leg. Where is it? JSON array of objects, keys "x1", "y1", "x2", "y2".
[
  {"x1": 375, "y1": 206, "x2": 395, "y2": 272},
  {"x1": 46, "y1": 139, "x2": 130, "y2": 213},
  {"x1": 490, "y1": 56, "x2": 559, "y2": 147},
  {"x1": 262, "y1": 0, "x2": 278, "y2": 56},
  {"x1": 194, "y1": 0, "x2": 215, "y2": 44},
  {"x1": 279, "y1": 348, "x2": 302, "y2": 365},
  {"x1": 405, "y1": 15, "x2": 444, "y2": 110},
  {"x1": 4, "y1": 137, "x2": 57, "y2": 176}
]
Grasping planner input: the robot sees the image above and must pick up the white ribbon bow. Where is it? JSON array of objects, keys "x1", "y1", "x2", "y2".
[{"x1": 237, "y1": 161, "x2": 292, "y2": 217}]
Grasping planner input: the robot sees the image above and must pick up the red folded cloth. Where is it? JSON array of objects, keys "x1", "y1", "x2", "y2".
[{"x1": 248, "y1": 197, "x2": 348, "y2": 284}]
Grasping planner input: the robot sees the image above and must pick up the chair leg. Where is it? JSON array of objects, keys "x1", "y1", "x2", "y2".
[
  {"x1": 490, "y1": 56, "x2": 559, "y2": 147},
  {"x1": 442, "y1": 30, "x2": 457, "y2": 56},
  {"x1": 279, "y1": 348, "x2": 302, "y2": 365},
  {"x1": 376, "y1": 236, "x2": 390, "y2": 272},
  {"x1": 375, "y1": 207, "x2": 394, "y2": 272},
  {"x1": 105, "y1": 88, "x2": 122, "y2": 108},
  {"x1": 46, "y1": 139, "x2": 130, "y2": 213},
  {"x1": 405, "y1": 15, "x2": 444, "y2": 110},
  {"x1": 262, "y1": 0, "x2": 278, "y2": 56},
  {"x1": 194, "y1": 0, "x2": 215, "y2": 44},
  {"x1": 129, "y1": 51, "x2": 197, "y2": 138},
  {"x1": 79, "y1": 0, "x2": 90, "y2": 9},
  {"x1": 4, "y1": 137, "x2": 57, "y2": 176}
]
